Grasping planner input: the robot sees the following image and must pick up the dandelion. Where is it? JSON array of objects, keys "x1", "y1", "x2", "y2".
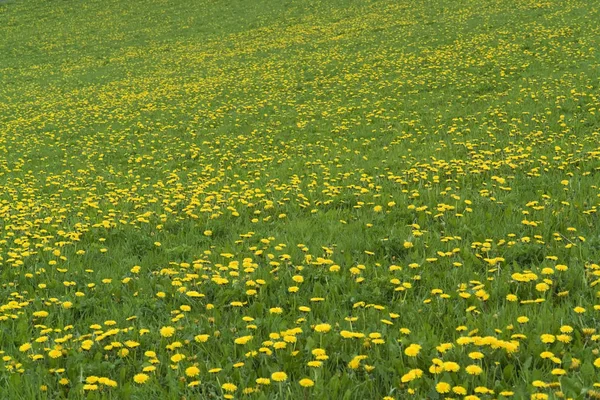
[
  {"x1": 466, "y1": 365, "x2": 483, "y2": 375},
  {"x1": 314, "y1": 323, "x2": 331, "y2": 333},
  {"x1": 133, "y1": 374, "x2": 149, "y2": 384},
  {"x1": 48, "y1": 349, "x2": 62, "y2": 358},
  {"x1": 442, "y1": 361, "x2": 460, "y2": 372},
  {"x1": 400, "y1": 369, "x2": 423, "y2": 383},
  {"x1": 19, "y1": 343, "x2": 31, "y2": 352},
  {"x1": 404, "y1": 344, "x2": 421, "y2": 357},
  {"x1": 271, "y1": 371, "x2": 288, "y2": 382},
  {"x1": 195, "y1": 334, "x2": 209, "y2": 343},
  {"x1": 436, "y1": 382, "x2": 451, "y2": 393},
  {"x1": 453, "y1": 386, "x2": 467, "y2": 395},
  {"x1": 160, "y1": 326, "x2": 175, "y2": 337},
  {"x1": 222, "y1": 383, "x2": 237, "y2": 392},
  {"x1": 299, "y1": 378, "x2": 314, "y2": 387},
  {"x1": 234, "y1": 335, "x2": 253, "y2": 345}
]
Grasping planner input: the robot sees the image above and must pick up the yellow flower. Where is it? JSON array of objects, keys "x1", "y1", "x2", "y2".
[
  {"x1": 185, "y1": 366, "x2": 200, "y2": 377},
  {"x1": 160, "y1": 326, "x2": 175, "y2": 337},
  {"x1": 33, "y1": 311, "x2": 49, "y2": 318},
  {"x1": 99, "y1": 378, "x2": 118, "y2": 388},
  {"x1": 436, "y1": 382, "x2": 451, "y2": 394},
  {"x1": 19, "y1": 343, "x2": 31, "y2": 352},
  {"x1": 400, "y1": 369, "x2": 423, "y2": 383},
  {"x1": 540, "y1": 334, "x2": 555, "y2": 343},
  {"x1": 81, "y1": 340, "x2": 94, "y2": 350},
  {"x1": 234, "y1": 335, "x2": 253, "y2": 345},
  {"x1": 442, "y1": 361, "x2": 460, "y2": 372},
  {"x1": 531, "y1": 394, "x2": 548, "y2": 400},
  {"x1": 348, "y1": 358, "x2": 361, "y2": 369},
  {"x1": 271, "y1": 371, "x2": 288, "y2": 382},
  {"x1": 48, "y1": 349, "x2": 62, "y2": 358},
  {"x1": 311, "y1": 348, "x2": 326, "y2": 357},
  {"x1": 468, "y1": 351, "x2": 484, "y2": 360},
  {"x1": 195, "y1": 334, "x2": 209, "y2": 343},
  {"x1": 133, "y1": 373, "x2": 149, "y2": 384},
  {"x1": 222, "y1": 383, "x2": 237, "y2": 392},
  {"x1": 314, "y1": 323, "x2": 331, "y2": 333},
  {"x1": 453, "y1": 386, "x2": 467, "y2": 395},
  {"x1": 404, "y1": 344, "x2": 421, "y2": 357},
  {"x1": 299, "y1": 378, "x2": 314, "y2": 387},
  {"x1": 560, "y1": 325, "x2": 573, "y2": 333},
  {"x1": 436, "y1": 343, "x2": 453, "y2": 353},
  {"x1": 535, "y1": 283, "x2": 549, "y2": 292},
  {"x1": 466, "y1": 365, "x2": 483, "y2": 375}
]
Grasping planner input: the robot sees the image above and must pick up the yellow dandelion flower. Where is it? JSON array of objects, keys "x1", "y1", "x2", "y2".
[
  {"x1": 299, "y1": 378, "x2": 314, "y2": 387},
  {"x1": 436, "y1": 382, "x2": 451, "y2": 394},
  {"x1": 133, "y1": 374, "x2": 149, "y2": 384},
  {"x1": 160, "y1": 326, "x2": 175, "y2": 337},
  {"x1": 222, "y1": 383, "x2": 237, "y2": 392},
  {"x1": 314, "y1": 323, "x2": 331, "y2": 333},
  {"x1": 271, "y1": 371, "x2": 288, "y2": 382},
  {"x1": 404, "y1": 344, "x2": 421, "y2": 357}
]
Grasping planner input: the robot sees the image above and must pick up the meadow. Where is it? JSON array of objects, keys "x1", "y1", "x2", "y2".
[{"x1": 1, "y1": 0, "x2": 600, "y2": 398}]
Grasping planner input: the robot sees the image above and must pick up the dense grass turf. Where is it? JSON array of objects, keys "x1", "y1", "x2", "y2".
[{"x1": 1, "y1": 0, "x2": 600, "y2": 398}]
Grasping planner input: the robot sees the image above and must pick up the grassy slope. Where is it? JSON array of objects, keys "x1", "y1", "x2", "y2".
[{"x1": 1, "y1": 0, "x2": 600, "y2": 398}]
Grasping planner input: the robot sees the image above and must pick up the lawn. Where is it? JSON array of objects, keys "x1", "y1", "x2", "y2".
[{"x1": 1, "y1": 0, "x2": 600, "y2": 398}]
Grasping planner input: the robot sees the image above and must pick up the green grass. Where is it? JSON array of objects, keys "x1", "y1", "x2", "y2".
[{"x1": 1, "y1": 0, "x2": 600, "y2": 398}]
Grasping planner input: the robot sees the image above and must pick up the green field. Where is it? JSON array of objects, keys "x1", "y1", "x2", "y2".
[{"x1": 1, "y1": 0, "x2": 600, "y2": 398}]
